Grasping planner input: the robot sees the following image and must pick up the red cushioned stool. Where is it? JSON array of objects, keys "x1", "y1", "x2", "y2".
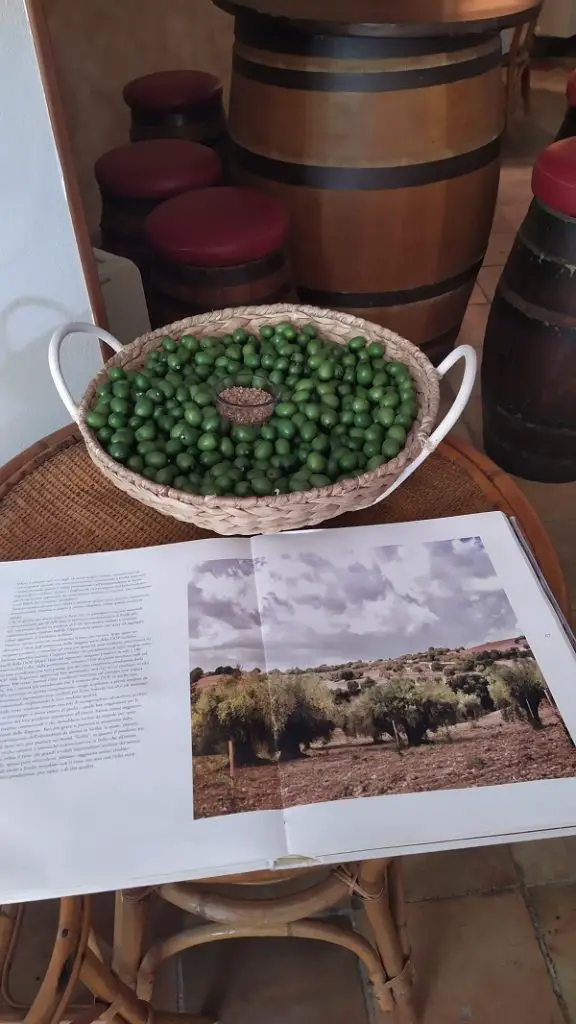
[
  {"x1": 95, "y1": 139, "x2": 221, "y2": 274},
  {"x1": 123, "y1": 70, "x2": 227, "y2": 154},
  {"x1": 556, "y1": 71, "x2": 576, "y2": 141},
  {"x1": 145, "y1": 186, "x2": 296, "y2": 326},
  {"x1": 481, "y1": 138, "x2": 576, "y2": 482}
]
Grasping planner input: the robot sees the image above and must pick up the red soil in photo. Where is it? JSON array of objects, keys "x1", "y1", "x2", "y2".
[{"x1": 192, "y1": 705, "x2": 576, "y2": 820}]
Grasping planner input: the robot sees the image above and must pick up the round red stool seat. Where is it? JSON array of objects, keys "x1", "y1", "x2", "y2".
[
  {"x1": 556, "y1": 73, "x2": 576, "y2": 141},
  {"x1": 95, "y1": 139, "x2": 221, "y2": 200},
  {"x1": 123, "y1": 70, "x2": 222, "y2": 112},
  {"x1": 123, "y1": 70, "x2": 227, "y2": 153},
  {"x1": 146, "y1": 187, "x2": 290, "y2": 266},
  {"x1": 146, "y1": 187, "x2": 295, "y2": 326},
  {"x1": 95, "y1": 140, "x2": 221, "y2": 285},
  {"x1": 532, "y1": 138, "x2": 576, "y2": 217}
]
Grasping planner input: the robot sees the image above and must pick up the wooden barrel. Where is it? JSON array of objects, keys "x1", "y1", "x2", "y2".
[
  {"x1": 148, "y1": 250, "x2": 295, "y2": 328},
  {"x1": 481, "y1": 140, "x2": 576, "y2": 483},
  {"x1": 227, "y1": 16, "x2": 504, "y2": 362},
  {"x1": 145, "y1": 186, "x2": 296, "y2": 328}
]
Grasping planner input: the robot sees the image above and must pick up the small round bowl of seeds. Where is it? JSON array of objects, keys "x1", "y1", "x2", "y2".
[{"x1": 214, "y1": 372, "x2": 278, "y2": 427}]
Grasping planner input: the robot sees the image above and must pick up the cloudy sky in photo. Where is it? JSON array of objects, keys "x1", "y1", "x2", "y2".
[
  {"x1": 188, "y1": 554, "x2": 264, "y2": 671},
  {"x1": 187, "y1": 531, "x2": 521, "y2": 672},
  {"x1": 254, "y1": 533, "x2": 520, "y2": 669}
]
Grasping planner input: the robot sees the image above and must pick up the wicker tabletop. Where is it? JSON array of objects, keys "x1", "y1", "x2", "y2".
[
  {"x1": 0, "y1": 425, "x2": 567, "y2": 1024},
  {"x1": 0, "y1": 425, "x2": 566, "y2": 613}
]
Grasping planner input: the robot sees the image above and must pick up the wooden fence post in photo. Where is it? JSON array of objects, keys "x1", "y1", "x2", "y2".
[
  {"x1": 228, "y1": 739, "x2": 237, "y2": 813},
  {"x1": 392, "y1": 722, "x2": 403, "y2": 751}
]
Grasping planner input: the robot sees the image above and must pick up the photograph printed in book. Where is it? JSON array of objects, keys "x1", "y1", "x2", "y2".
[{"x1": 187, "y1": 533, "x2": 576, "y2": 820}]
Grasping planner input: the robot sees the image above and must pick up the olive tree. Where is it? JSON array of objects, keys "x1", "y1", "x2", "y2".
[
  {"x1": 489, "y1": 662, "x2": 546, "y2": 729},
  {"x1": 192, "y1": 672, "x2": 338, "y2": 765},
  {"x1": 345, "y1": 686, "x2": 395, "y2": 744},
  {"x1": 447, "y1": 671, "x2": 495, "y2": 712},
  {"x1": 346, "y1": 678, "x2": 458, "y2": 747},
  {"x1": 457, "y1": 692, "x2": 483, "y2": 722},
  {"x1": 269, "y1": 673, "x2": 338, "y2": 760},
  {"x1": 192, "y1": 673, "x2": 273, "y2": 765}
]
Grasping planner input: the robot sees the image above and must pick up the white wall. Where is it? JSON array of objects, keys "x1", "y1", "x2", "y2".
[
  {"x1": 0, "y1": 0, "x2": 102, "y2": 465},
  {"x1": 538, "y1": 0, "x2": 576, "y2": 37}
]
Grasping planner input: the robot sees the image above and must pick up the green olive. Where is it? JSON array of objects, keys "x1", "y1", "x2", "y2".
[
  {"x1": 387, "y1": 424, "x2": 407, "y2": 445},
  {"x1": 86, "y1": 410, "x2": 107, "y2": 430},
  {"x1": 382, "y1": 437, "x2": 401, "y2": 459},
  {"x1": 107, "y1": 442, "x2": 130, "y2": 462},
  {"x1": 97, "y1": 426, "x2": 114, "y2": 444},
  {"x1": 144, "y1": 450, "x2": 168, "y2": 469},
  {"x1": 135, "y1": 422, "x2": 156, "y2": 442},
  {"x1": 181, "y1": 335, "x2": 198, "y2": 352},
  {"x1": 108, "y1": 412, "x2": 128, "y2": 430},
  {"x1": 198, "y1": 433, "x2": 218, "y2": 452}
]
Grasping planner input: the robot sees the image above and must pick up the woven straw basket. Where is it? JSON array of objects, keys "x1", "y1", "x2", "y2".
[{"x1": 49, "y1": 304, "x2": 476, "y2": 536}]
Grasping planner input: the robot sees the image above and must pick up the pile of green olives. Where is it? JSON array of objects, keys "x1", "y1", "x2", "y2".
[{"x1": 86, "y1": 322, "x2": 418, "y2": 498}]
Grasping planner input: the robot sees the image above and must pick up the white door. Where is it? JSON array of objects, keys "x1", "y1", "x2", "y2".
[{"x1": 0, "y1": 0, "x2": 102, "y2": 465}]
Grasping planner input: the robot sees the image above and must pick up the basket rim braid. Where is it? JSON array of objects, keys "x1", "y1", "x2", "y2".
[{"x1": 75, "y1": 304, "x2": 441, "y2": 536}]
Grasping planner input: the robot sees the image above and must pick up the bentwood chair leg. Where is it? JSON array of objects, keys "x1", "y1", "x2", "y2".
[
  {"x1": 0, "y1": 905, "x2": 22, "y2": 1021},
  {"x1": 521, "y1": 64, "x2": 532, "y2": 113},
  {"x1": 82, "y1": 947, "x2": 212, "y2": 1024},
  {"x1": 0, "y1": 897, "x2": 210, "y2": 1024},
  {"x1": 388, "y1": 860, "x2": 411, "y2": 964},
  {"x1": 358, "y1": 860, "x2": 417, "y2": 1024},
  {"x1": 113, "y1": 889, "x2": 152, "y2": 988},
  {"x1": 0, "y1": 905, "x2": 20, "y2": 975},
  {"x1": 27, "y1": 897, "x2": 90, "y2": 1024}
]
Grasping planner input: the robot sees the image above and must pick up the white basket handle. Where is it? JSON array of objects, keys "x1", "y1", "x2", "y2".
[
  {"x1": 368, "y1": 343, "x2": 478, "y2": 508},
  {"x1": 49, "y1": 321, "x2": 124, "y2": 422}
]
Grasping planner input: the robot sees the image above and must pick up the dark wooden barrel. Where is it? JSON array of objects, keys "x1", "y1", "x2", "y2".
[
  {"x1": 227, "y1": 16, "x2": 504, "y2": 362},
  {"x1": 145, "y1": 186, "x2": 296, "y2": 328},
  {"x1": 124, "y1": 71, "x2": 228, "y2": 154},
  {"x1": 481, "y1": 140, "x2": 576, "y2": 483}
]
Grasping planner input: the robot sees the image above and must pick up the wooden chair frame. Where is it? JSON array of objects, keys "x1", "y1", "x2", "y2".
[
  {"x1": 504, "y1": 3, "x2": 543, "y2": 125},
  {"x1": 0, "y1": 898, "x2": 90, "y2": 1024},
  {"x1": 113, "y1": 860, "x2": 416, "y2": 1024},
  {"x1": 0, "y1": 899, "x2": 209, "y2": 1024}
]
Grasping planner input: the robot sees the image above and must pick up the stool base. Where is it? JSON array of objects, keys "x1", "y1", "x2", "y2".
[{"x1": 148, "y1": 248, "x2": 296, "y2": 328}]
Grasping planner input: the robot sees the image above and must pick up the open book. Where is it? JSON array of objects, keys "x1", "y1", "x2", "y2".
[{"x1": 1, "y1": 511, "x2": 576, "y2": 903}]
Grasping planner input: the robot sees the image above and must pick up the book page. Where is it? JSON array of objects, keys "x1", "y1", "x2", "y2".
[
  {"x1": 251, "y1": 515, "x2": 576, "y2": 863},
  {"x1": 0, "y1": 543, "x2": 194, "y2": 900},
  {"x1": 0, "y1": 570, "x2": 158, "y2": 780},
  {"x1": 0, "y1": 537, "x2": 289, "y2": 903}
]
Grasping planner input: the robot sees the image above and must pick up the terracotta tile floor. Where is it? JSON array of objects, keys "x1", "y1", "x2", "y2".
[{"x1": 7, "y1": 66, "x2": 576, "y2": 1024}]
